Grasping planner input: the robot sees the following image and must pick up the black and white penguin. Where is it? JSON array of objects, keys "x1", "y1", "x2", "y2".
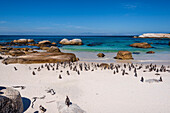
[
  {"x1": 140, "y1": 77, "x2": 144, "y2": 82},
  {"x1": 39, "y1": 105, "x2": 46, "y2": 113},
  {"x1": 65, "y1": 96, "x2": 71, "y2": 107}
]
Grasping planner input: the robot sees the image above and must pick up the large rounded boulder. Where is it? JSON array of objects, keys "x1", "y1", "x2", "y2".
[
  {"x1": 47, "y1": 46, "x2": 61, "y2": 52},
  {"x1": 114, "y1": 51, "x2": 133, "y2": 60},
  {"x1": 59, "y1": 39, "x2": 83, "y2": 45},
  {"x1": 0, "y1": 86, "x2": 23, "y2": 113},
  {"x1": 2, "y1": 52, "x2": 78, "y2": 64},
  {"x1": 129, "y1": 42, "x2": 152, "y2": 48},
  {"x1": 13, "y1": 39, "x2": 34, "y2": 43},
  {"x1": 97, "y1": 53, "x2": 105, "y2": 57},
  {"x1": 146, "y1": 51, "x2": 155, "y2": 54},
  {"x1": 38, "y1": 40, "x2": 51, "y2": 47}
]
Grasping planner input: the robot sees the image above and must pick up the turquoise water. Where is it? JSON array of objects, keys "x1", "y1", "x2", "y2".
[{"x1": 0, "y1": 35, "x2": 170, "y2": 53}]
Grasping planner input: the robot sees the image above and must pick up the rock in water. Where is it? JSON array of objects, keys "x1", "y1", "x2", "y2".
[
  {"x1": 57, "y1": 101, "x2": 86, "y2": 113},
  {"x1": 59, "y1": 39, "x2": 83, "y2": 45},
  {"x1": 146, "y1": 51, "x2": 155, "y2": 54},
  {"x1": 129, "y1": 42, "x2": 152, "y2": 48},
  {"x1": 97, "y1": 53, "x2": 105, "y2": 57},
  {"x1": 0, "y1": 87, "x2": 23, "y2": 113},
  {"x1": 138, "y1": 33, "x2": 170, "y2": 38},
  {"x1": 114, "y1": 51, "x2": 133, "y2": 60}
]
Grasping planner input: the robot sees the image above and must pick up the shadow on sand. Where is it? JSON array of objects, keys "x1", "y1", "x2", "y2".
[{"x1": 22, "y1": 97, "x2": 31, "y2": 112}]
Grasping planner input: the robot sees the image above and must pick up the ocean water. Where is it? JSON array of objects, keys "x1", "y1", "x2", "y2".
[{"x1": 0, "y1": 35, "x2": 170, "y2": 53}]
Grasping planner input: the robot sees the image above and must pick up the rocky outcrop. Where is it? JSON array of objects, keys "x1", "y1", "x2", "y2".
[
  {"x1": 57, "y1": 102, "x2": 86, "y2": 113},
  {"x1": 13, "y1": 39, "x2": 34, "y2": 43},
  {"x1": 97, "y1": 53, "x2": 105, "y2": 57},
  {"x1": 114, "y1": 51, "x2": 133, "y2": 60},
  {"x1": 51, "y1": 42, "x2": 57, "y2": 45},
  {"x1": 136, "y1": 33, "x2": 170, "y2": 39},
  {"x1": 130, "y1": 42, "x2": 152, "y2": 48},
  {"x1": 47, "y1": 46, "x2": 61, "y2": 52},
  {"x1": 38, "y1": 40, "x2": 51, "y2": 47},
  {"x1": 59, "y1": 39, "x2": 83, "y2": 45},
  {"x1": 0, "y1": 46, "x2": 13, "y2": 52},
  {"x1": 2, "y1": 52, "x2": 78, "y2": 64},
  {"x1": 0, "y1": 86, "x2": 23, "y2": 113},
  {"x1": 40, "y1": 46, "x2": 61, "y2": 52},
  {"x1": 146, "y1": 51, "x2": 155, "y2": 54},
  {"x1": 9, "y1": 50, "x2": 26, "y2": 56}
]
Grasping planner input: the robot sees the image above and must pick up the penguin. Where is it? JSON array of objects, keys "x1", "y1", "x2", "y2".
[
  {"x1": 65, "y1": 96, "x2": 71, "y2": 107},
  {"x1": 134, "y1": 68, "x2": 137, "y2": 73},
  {"x1": 32, "y1": 71, "x2": 36, "y2": 75},
  {"x1": 140, "y1": 77, "x2": 144, "y2": 82},
  {"x1": 14, "y1": 66, "x2": 17, "y2": 71},
  {"x1": 52, "y1": 68, "x2": 54, "y2": 71},
  {"x1": 159, "y1": 77, "x2": 163, "y2": 82},
  {"x1": 67, "y1": 70, "x2": 70, "y2": 75},
  {"x1": 77, "y1": 70, "x2": 80, "y2": 75},
  {"x1": 59, "y1": 74, "x2": 62, "y2": 79},
  {"x1": 37, "y1": 67, "x2": 41, "y2": 71},
  {"x1": 129, "y1": 66, "x2": 131, "y2": 71},
  {"x1": 41, "y1": 65, "x2": 44, "y2": 68},
  {"x1": 122, "y1": 70, "x2": 125, "y2": 76},
  {"x1": 47, "y1": 66, "x2": 50, "y2": 71},
  {"x1": 39, "y1": 105, "x2": 46, "y2": 113},
  {"x1": 134, "y1": 72, "x2": 137, "y2": 77},
  {"x1": 79, "y1": 64, "x2": 83, "y2": 71},
  {"x1": 4, "y1": 62, "x2": 8, "y2": 65}
]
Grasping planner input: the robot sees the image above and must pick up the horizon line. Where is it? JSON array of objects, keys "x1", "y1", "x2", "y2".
[{"x1": 0, "y1": 34, "x2": 136, "y2": 37}]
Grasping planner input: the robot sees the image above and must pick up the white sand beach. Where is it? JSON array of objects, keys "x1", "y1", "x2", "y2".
[{"x1": 1, "y1": 56, "x2": 170, "y2": 113}]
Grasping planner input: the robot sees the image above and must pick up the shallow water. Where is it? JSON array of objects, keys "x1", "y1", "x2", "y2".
[
  {"x1": 0, "y1": 35, "x2": 170, "y2": 64},
  {"x1": 0, "y1": 35, "x2": 170, "y2": 53}
]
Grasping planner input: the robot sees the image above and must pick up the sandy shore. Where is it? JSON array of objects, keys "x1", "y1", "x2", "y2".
[{"x1": 0, "y1": 57, "x2": 170, "y2": 113}]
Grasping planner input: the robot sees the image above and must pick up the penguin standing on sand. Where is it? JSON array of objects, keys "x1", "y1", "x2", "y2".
[
  {"x1": 39, "y1": 105, "x2": 46, "y2": 113},
  {"x1": 14, "y1": 66, "x2": 17, "y2": 71},
  {"x1": 159, "y1": 77, "x2": 163, "y2": 82},
  {"x1": 65, "y1": 96, "x2": 71, "y2": 107},
  {"x1": 32, "y1": 71, "x2": 36, "y2": 75},
  {"x1": 77, "y1": 70, "x2": 80, "y2": 75},
  {"x1": 140, "y1": 77, "x2": 144, "y2": 82},
  {"x1": 59, "y1": 74, "x2": 62, "y2": 79},
  {"x1": 67, "y1": 70, "x2": 70, "y2": 75}
]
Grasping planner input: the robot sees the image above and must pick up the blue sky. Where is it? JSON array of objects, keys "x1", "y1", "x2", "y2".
[{"x1": 0, "y1": 0, "x2": 170, "y2": 35}]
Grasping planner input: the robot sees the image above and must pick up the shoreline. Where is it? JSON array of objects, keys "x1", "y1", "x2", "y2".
[{"x1": 61, "y1": 49, "x2": 170, "y2": 65}]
